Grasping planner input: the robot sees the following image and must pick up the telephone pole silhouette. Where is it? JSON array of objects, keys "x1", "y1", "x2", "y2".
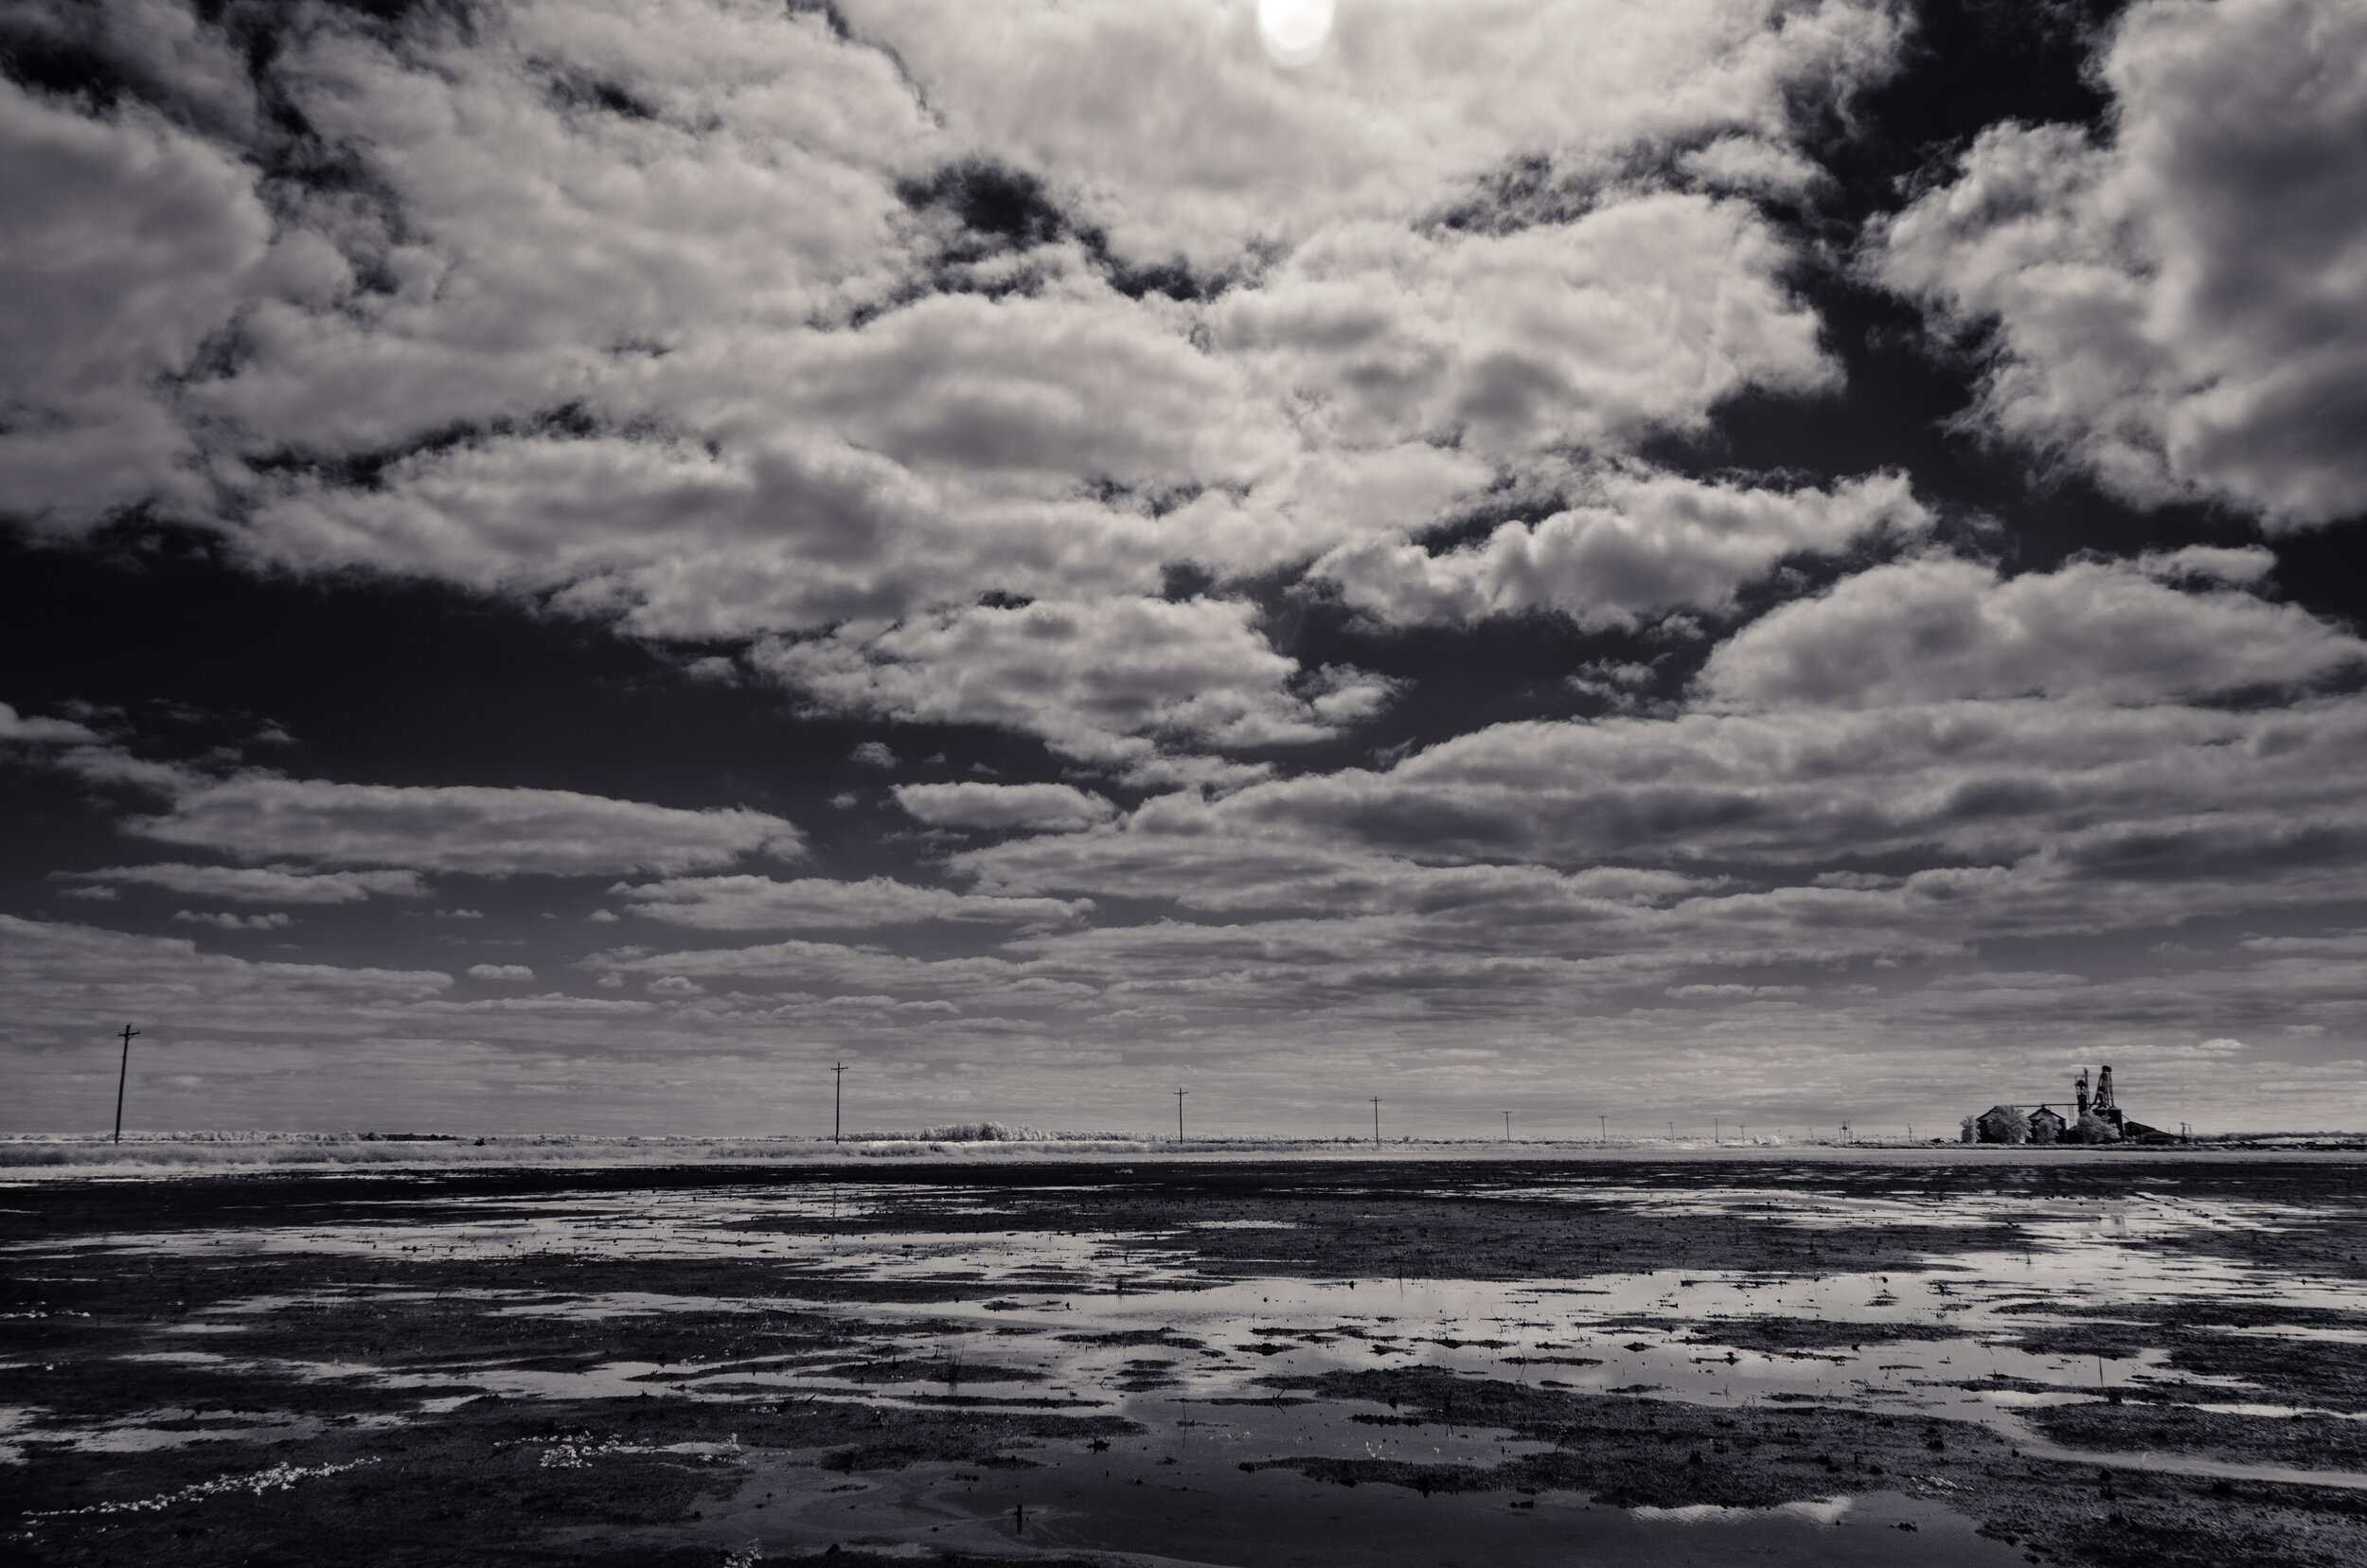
[
  {"x1": 1503, "y1": 1111, "x2": 1511, "y2": 1142},
  {"x1": 112, "y1": 1024, "x2": 139, "y2": 1144},
  {"x1": 1371, "y1": 1097, "x2": 1381, "y2": 1149},
  {"x1": 1175, "y1": 1087, "x2": 1187, "y2": 1144},
  {"x1": 831, "y1": 1061, "x2": 845, "y2": 1144}
]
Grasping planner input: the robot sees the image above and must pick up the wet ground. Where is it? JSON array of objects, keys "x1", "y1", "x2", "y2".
[{"x1": 5, "y1": 1154, "x2": 2366, "y2": 1567}]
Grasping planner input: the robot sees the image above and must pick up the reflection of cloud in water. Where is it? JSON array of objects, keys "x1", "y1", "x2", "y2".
[
  {"x1": 1634, "y1": 1494, "x2": 1852, "y2": 1525},
  {"x1": 17, "y1": 1171, "x2": 2366, "y2": 1505}
]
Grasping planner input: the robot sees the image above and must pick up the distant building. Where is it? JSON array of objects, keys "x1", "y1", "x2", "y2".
[{"x1": 1963, "y1": 1065, "x2": 2174, "y2": 1145}]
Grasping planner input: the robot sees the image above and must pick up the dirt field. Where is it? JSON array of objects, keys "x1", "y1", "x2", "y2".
[{"x1": 5, "y1": 1154, "x2": 2364, "y2": 1567}]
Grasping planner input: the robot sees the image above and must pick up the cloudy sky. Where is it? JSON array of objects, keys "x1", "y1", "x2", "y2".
[{"x1": 5, "y1": 0, "x2": 2365, "y2": 1138}]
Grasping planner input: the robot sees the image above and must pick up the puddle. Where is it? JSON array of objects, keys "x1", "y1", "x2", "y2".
[
  {"x1": 11, "y1": 1167, "x2": 2365, "y2": 1563},
  {"x1": 700, "y1": 1448, "x2": 2025, "y2": 1568}
]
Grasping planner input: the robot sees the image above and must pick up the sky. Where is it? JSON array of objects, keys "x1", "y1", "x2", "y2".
[{"x1": 4, "y1": 0, "x2": 2366, "y2": 1140}]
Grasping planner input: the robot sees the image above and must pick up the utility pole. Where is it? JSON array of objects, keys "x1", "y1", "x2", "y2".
[
  {"x1": 1667, "y1": 1120, "x2": 1676, "y2": 1143},
  {"x1": 831, "y1": 1060, "x2": 845, "y2": 1144},
  {"x1": 1714, "y1": 1117, "x2": 1720, "y2": 1145},
  {"x1": 112, "y1": 1024, "x2": 139, "y2": 1144},
  {"x1": 1503, "y1": 1111, "x2": 1511, "y2": 1143},
  {"x1": 1371, "y1": 1097, "x2": 1381, "y2": 1149},
  {"x1": 1176, "y1": 1087, "x2": 1187, "y2": 1144},
  {"x1": 1598, "y1": 1114, "x2": 1607, "y2": 1146}
]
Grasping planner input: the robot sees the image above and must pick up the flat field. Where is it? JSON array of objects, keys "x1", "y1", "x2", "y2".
[{"x1": 6, "y1": 1151, "x2": 2365, "y2": 1568}]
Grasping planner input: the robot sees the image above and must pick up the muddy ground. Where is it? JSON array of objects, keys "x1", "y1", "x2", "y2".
[{"x1": 4, "y1": 1155, "x2": 2365, "y2": 1567}]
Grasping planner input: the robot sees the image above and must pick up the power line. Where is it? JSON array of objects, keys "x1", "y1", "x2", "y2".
[{"x1": 112, "y1": 1024, "x2": 139, "y2": 1144}]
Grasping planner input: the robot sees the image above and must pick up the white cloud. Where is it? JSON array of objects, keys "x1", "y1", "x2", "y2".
[
  {"x1": 959, "y1": 807, "x2": 1710, "y2": 918},
  {"x1": 467, "y1": 963, "x2": 537, "y2": 981},
  {"x1": 844, "y1": 0, "x2": 1903, "y2": 266},
  {"x1": 173, "y1": 909, "x2": 294, "y2": 931},
  {"x1": 0, "y1": 702, "x2": 101, "y2": 743},
  {"x1": 1869, "y1": 0, "x2": 2367, "y2": 527},
  {"x1": 1213, "y1": 195, "x2": 1834, "y2": 457},
  {"x1": 0, "y1": 1, "x2": 1910, "y2": 685},
  {"x1": 1697, "y1": 555, "x2": 2365, "y2": 709},
  {"x1": 0, "y1": 913, "x2": 451, "y2": 1024},
  {"x1": 230, "y1": 296, "x2": 1309, "y2": 640},
  {"x1": 1130, "y1": 689, "x2": 2367, "y2": 888},
  {"x1": 1315, "y1": 471, "x2": 1927, "y2": 629},
  {"x1": 892, "y1": 781, "x2": 1119, "y2": 832},
  {"x1": 15, "y1": 1, "x2": 2367, "y2": 1134},
  {"x1": 1678, "y1": 134, "x2": 1825, "y2": 200},
  {"x1": 128, "y1": 775, "x2": 803, "y2": 876},
  {"x1": 616, "y1": 874, "x2": 1090, "y2": 930},
  {"x1": 2135, "y1": 545, "x2": 2277, "y2": 585},
  {"x1": 0, "y1": 76, "x2": 271, "y2": 528},
  {"x1": 593, "y1": 933, "x2": 1084, "y2": 1010},
  {"x1": 58, "y1": 864, "x2": 428, "y2": 905},
  {"x1": 756, "y1": 596, "x2": 1396, "y2": 766}
]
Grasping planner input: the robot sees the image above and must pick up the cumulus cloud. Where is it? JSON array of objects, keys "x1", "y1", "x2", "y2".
[
  {"x1": 0, "y1": 0, "x2": 1937, "y2": 792},
  {"x1": 756, "y1": 597, "x2": 1397, "y2": 767},
  {"x1": 1697, "y1": 555, "x2": 2367, "y2": 709},
  {"x1": 0, "y1": 702, "x2": 101, "y2": 743},
  {"x1": 616, "y1": 874, "x2": 1090, "y2": 930},
  {"x1": 128, "y1": 776, "x2": 802, "y2": 876},
  {"x1": 1869, "y1": 0, "x2": 2367, "y2": 527},
  {"x1": 466, "y1": 963, "x2": 537, "y2": 981},
  {"x1": 1214, "y1": 194, "x2": 1833, "y2": 457},
  {"x1": 173, "y1": 909, "x2": 294, "y2": 931},
  {"x1": 0, "y1": 2, "x2": 1908, "y2": 662},
  {"x1": 1133, "y1": 691, "x2": 2367, "y2": 888},
  {"x1": 237, "y1": 293, "x2": 1301, "y2": 638},
  {"x1": 0, "y1": 75, "x2": 271, "y2": 527},
  {"x1": 57, "y1": 863, "x2": 427, "y2": 905},
  {"x1": 2135, "y1": 545, "x2": 2277, "y2": 585},
  {"x1": 0, "y1": 912, "x2": 451, "y2": 1018},
  {"x1": 957, "y1": 806, "x2": 1710, "y2": 918},
  {"x1": 16, "y1": 0, "x2": 2367, "y2": 1131},
  {"x1": 845, "y1": 0, "x2": 1903, "y2": 266},
  {"x1": 891, "y1": 781, "x2": 1119, "y2": 832},
  {"x1": 1315, "y1": 471, "x2": 1928, "y2": 629}
]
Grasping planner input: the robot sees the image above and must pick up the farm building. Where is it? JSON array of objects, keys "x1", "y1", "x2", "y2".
[{"x1": 1962, "y1": 1065, "x2": 2173, "y2": 1144}]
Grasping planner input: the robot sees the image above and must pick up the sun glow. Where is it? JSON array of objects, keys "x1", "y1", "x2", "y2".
[{"x1": 1257, "y1": 0, "x2": 1335, "y2": 67}]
